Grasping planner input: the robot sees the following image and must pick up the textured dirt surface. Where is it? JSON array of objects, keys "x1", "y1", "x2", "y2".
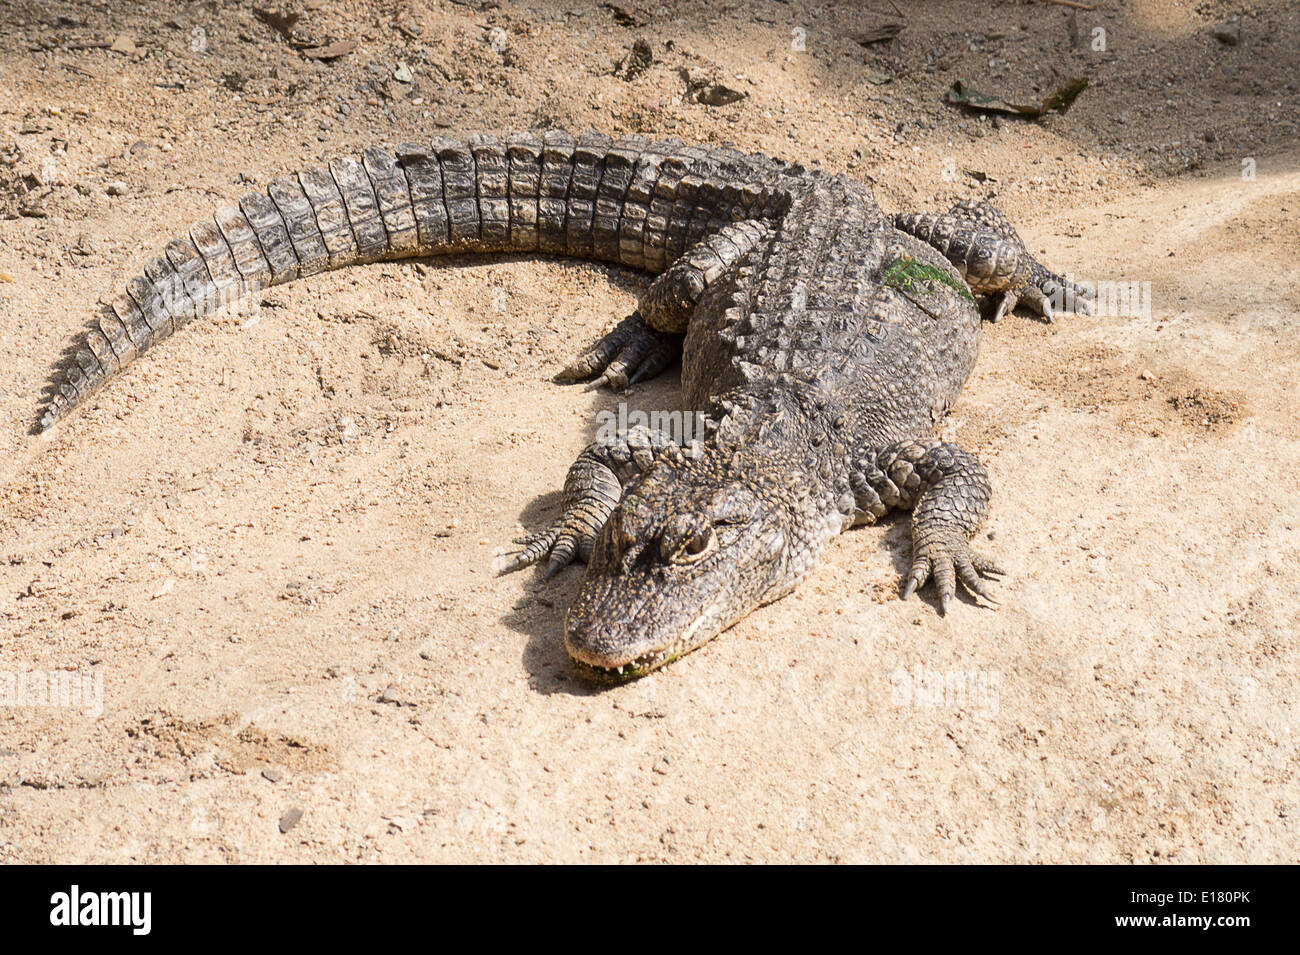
[{"x1": 0, "y1": 0, "x2": 1297, "y2": 863}]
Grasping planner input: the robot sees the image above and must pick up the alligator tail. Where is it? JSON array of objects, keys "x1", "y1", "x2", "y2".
[{"x1": 39, "y1": 130, "x2": 787, "y2": 431}]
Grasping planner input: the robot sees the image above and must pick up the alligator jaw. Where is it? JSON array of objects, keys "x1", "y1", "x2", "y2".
[
  {"x1": 564, "y1": 600, "x2": 719, "y2": 684},
  {"x1": 566, "y1": 644, "x2": 687, "y2": 684}
]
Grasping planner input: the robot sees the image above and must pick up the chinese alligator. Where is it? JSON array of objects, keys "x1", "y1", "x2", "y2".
[{"x1": 37, "y1": 130, "x2": 1089, "y2": 681}]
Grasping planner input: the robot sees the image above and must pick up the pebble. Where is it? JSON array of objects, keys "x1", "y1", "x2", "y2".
[
  {"x1": 1211, "y1": 26, "x2": 1240, "y2": 46},
  {"x1": 262, "y1": 768, "x2": 284, "y2": 783},
  {"x1": 105, "y1": 181, "x2": 128, "y2": 196},
  {"x1": 278, "y1": 807, "x2": 303, "y2": 833}
]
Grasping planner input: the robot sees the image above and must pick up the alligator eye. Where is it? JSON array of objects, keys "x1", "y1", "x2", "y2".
[
  {"x1": 684, "y1": 528, "x2": 711, "y2": 555},
  {"x1": 672, "y1": 526, "x2": 713, "y2": 564},
  {"x1": 660, "y1": 516, "x2": 714, "y2": 564}
]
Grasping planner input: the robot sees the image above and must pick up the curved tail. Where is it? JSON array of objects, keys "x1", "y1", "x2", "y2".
[{"x1": 40, "y1": 130, "x2": 788, "y2": 431}]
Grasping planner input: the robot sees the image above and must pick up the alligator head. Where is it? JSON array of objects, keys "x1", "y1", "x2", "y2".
[{"x1": 564, "y1": 399, "x2": 842, "y2": 682}]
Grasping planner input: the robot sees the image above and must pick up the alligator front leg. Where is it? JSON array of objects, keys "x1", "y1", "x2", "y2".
[
  {"x1": 499, "y1": 426, "x2": 687, "y2": 578},
  {"x1": 893, "y1": 199, "x2": 1091, "y2": 322},
  {"x1": 557, "y1": 220, "x2": 770, "y2": 390},
  {"x1": 851, "y1": 438, "x2": 1005, "y2": 613}
]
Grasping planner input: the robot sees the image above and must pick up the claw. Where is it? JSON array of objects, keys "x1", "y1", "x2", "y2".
[
  {"x1": 498, "y1": 552, "x2": 533, "y2": 576},
  {"x1": 583, "y1": 367, "x2": 629, "y2": 392},
  {"x1": 990, "y1": 290, "x2": 1017, "y2": 323},
  {"x1": 901, "y1": 557, "x2": 929, "y2": 600},
  {"x1": 626, "y1": 361, "x2": 657, "y2": 386}
]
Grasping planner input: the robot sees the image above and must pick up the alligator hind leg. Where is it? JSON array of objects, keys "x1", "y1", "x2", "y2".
[
  {"x1": 893, "y1": 199, "x2": 1091, "y2": 323},
  {"x1": 851, "y1": 438, "x2": 1005, "y2": 613},
  {"x1": 638, "y1": 219, "x2": 771, "y2": 333},
  {"x1": 499, "y1": 426, "x2": 687, "y2": 578},
  {"x1": 558, "y1": 220, "x2": 770, "y2": 390}
]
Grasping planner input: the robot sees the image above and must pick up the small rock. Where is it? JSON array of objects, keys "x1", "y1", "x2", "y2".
[
  {"x1": 615, "y1": 37, "x2": 653, "y2": 81},
  {"x1": 1211, "y1": 26, "x2": 1240, "y2": 46},
  {"x1": 377, "y1": 684, "x2": 401, "y2": 704},
  {"x1": 393, "y1": 62, "x2": 413, "y2": 84},
  {"x1": 105, "y1": 181, "x2": 128, "y2": 196},
  {"x1": 695, "y1": 82, "x2": 746, "y2": 107},
  {"x1": 604, "y1": 3, "x2": 648, "y2": 26},
  {"x1": 109, "y1": 35, "x2": 137, "y2": 55},
  {"x1": 262, "y1": 768, "x2": 284, "y2": 783},
  {"x1": 278, "y1": 807, "x2": 304, "y2": 833}
]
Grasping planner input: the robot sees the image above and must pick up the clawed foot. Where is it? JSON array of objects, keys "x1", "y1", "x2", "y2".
[
  {"x1": 556, "y1": 312, "x2": 679, "y2": 391},
  {"x1": 989, "y1": 279, "x2": 1092, "y2": 324},
  {"x1": 498, "y1": 454, "x2": 621, "y2": 579},
  {"x1": 901, "y1": 532, "x2": 1006, "y2": 614},
  {"x1": 500, "y1": 522, "x2": 590, "y2": 579},
  {"x1": 1003, "y1": 272, "x2": 1097, "y2": 324}
]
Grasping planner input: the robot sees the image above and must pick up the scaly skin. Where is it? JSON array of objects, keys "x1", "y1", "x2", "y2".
[{"x1": 36, "y1": 129, "x2": 1085, "y2": 682}]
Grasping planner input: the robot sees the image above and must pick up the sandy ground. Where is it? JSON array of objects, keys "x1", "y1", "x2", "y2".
[{"x1": 0, "y1": 0, "x2": 1297, "y2": 863}]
